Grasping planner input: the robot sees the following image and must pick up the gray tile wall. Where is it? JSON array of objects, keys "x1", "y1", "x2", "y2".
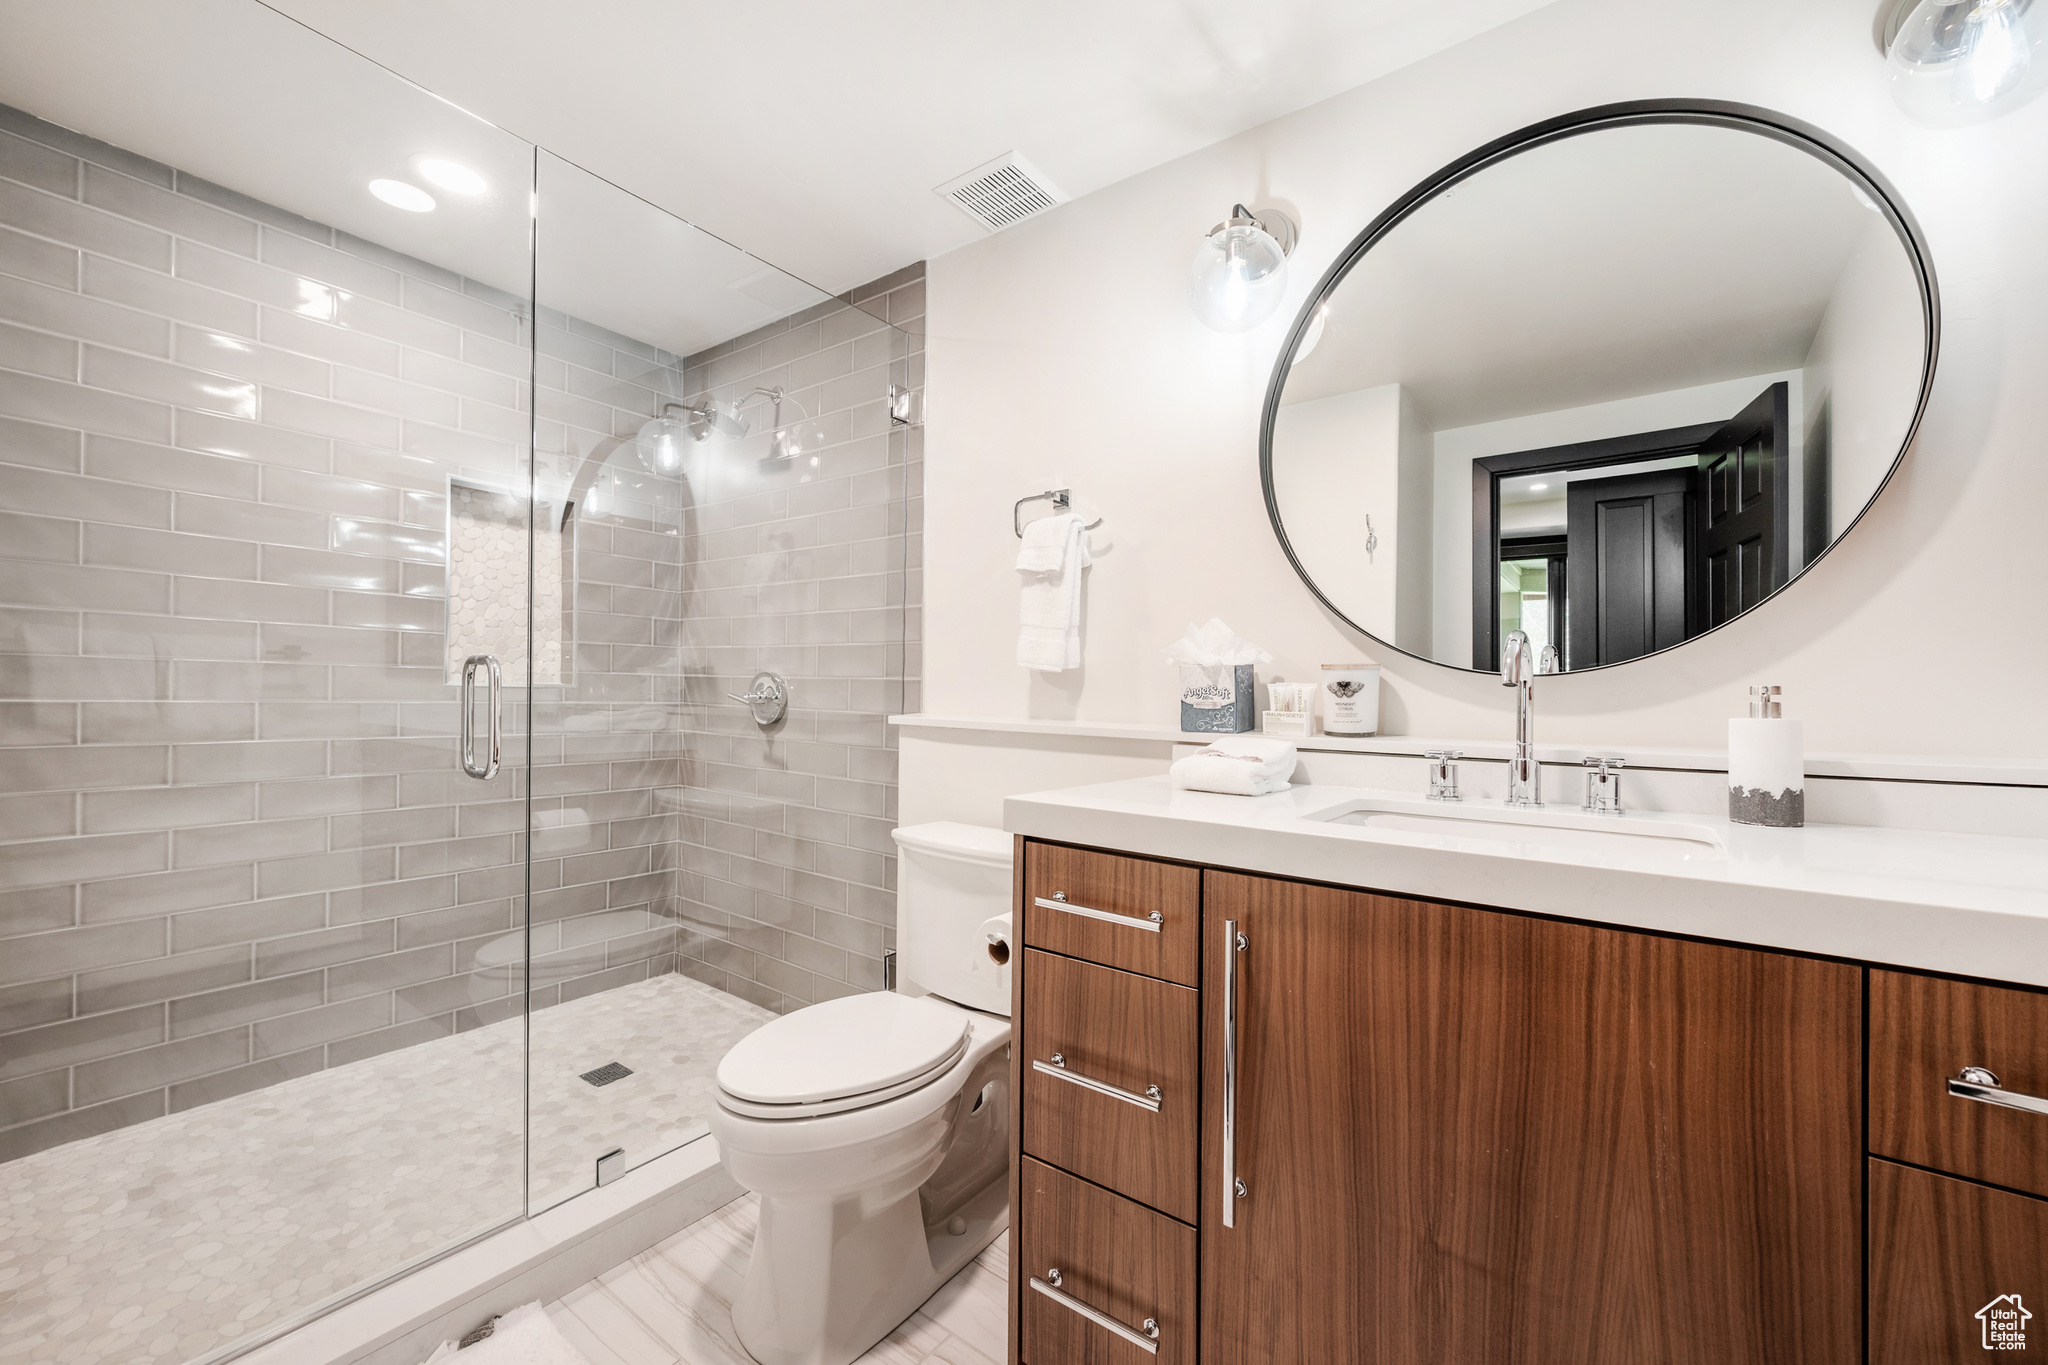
[
  {"x1": 669, "y1": 265, "x2": 923, "y2": 1012},
  {"x1": 0, "y1": 106, "x2": 714, "y2": 1160}
]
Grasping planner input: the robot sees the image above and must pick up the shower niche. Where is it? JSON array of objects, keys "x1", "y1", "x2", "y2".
[{"x1": 445, "y1": 477, "x2": 566, "y2": 685}]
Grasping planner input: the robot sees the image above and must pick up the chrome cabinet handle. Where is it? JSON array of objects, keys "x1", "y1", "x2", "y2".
[
  {"x1": 1030, "y1": 1270, "x2": 1159, "y2": 1355},
  {"x1": 1035, "y1": 893, "x2": 1164, "y2": 934},
  {"x1": 460, "y1": 654, "x2": 501, "y2": 780},
  {"x1": 1949, "y1": 1066, "x2": 2048, "y2": 1117},
  {"x1": 1032, "y1": 1053, "x2": 1163, "y2": 1112},
  {"x1": 1222, "y1": 919, "x2": 1246, "y2": 1227}
]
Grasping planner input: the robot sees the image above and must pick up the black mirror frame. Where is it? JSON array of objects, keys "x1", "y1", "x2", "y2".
[{"x1": 1258, "y1": 98, "x2": 1941, "y2": 675}]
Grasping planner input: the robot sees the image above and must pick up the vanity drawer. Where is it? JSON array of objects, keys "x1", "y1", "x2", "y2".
[
  {"x1": 1021, "y1": 1156, "x2": 1196, "y2": 1365},
  {"x1": 1871, "y1": 971, "x2": 2048, "y2": 1196},
  {"x1": 1022, "y1": 949, "x2": 1199, "y2": 1222},
  {"x1": 1024, "y1": 843, "x2": 1200, "y2": 985},
  {"x1": 1870, "y1": 1159, "x2": 2048, "y2": 1365}
]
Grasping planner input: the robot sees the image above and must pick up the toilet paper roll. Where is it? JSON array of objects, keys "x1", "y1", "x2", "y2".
[{"x1": 979, "y1": 913, "x2": 1013, "y2": 968}]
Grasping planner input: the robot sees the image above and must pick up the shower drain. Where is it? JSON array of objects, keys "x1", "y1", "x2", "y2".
[{"x1": 580, "y1": 1061, "x2": 633, "y2": 1087}]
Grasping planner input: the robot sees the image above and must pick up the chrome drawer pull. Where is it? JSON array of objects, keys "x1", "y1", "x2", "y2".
[
  {"x1": 1949, "y1": 1066, "x2": 2048, "y2": 1117},
  {"x1": 1036, "y1": 893, "x2": 1164, "y2": 934},
  {"x1": 1030, "y1": 1269, "x2": 1160, "y2": 1355},
  {"x1": 1033, "y1": 1054, "x2": 1163, "y2": 1112}
]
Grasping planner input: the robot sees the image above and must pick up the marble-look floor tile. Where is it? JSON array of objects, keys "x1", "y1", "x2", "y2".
[
  {"x1": 909, "y1": 1259, "x2": 1006, "y2": 1356},
  {"x1": 548, "y1": 1193, "x2": 1010, "y2": 1365}
]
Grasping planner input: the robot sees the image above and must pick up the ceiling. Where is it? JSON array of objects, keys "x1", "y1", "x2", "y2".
[
  {"x1": 0, "y1": 0, "x2": 844, "y2": 357},
  {"x1": 1281, "y1": 121, "x2": 1920, "y2": 430},
  {"x1": 251, "y1": 0, "x2": 1564, "y2": 296}
]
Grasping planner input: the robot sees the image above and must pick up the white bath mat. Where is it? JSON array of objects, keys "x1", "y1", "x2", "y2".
[{"x1": 422, "y1": 1302, "x2": 592, "y2": 1364}]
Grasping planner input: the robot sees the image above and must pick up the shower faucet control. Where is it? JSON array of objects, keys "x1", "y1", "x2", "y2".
[{"x1": 729, "y1": 670, "x2": 790, "y2": 726}]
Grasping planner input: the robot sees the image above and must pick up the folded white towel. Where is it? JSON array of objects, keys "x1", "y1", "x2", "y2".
[
  {"x1": 423, "y1": 1303, "x2": 592, "y2": 1364},
  {"x1": 1170, "y1": 736, "x2": 1299, "y2": 796},
  {"x1": 1016, "y1": 512, "x2": 1091, "y2": 672}
]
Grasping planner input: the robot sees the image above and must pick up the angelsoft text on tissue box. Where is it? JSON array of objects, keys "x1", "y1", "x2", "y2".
[{"x1": 1181, "y1": 664, "x2": 1254, "y2": 733}]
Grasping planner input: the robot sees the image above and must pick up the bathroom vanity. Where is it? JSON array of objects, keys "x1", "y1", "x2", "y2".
[{"x1": 1002, "y1": 778, "x2": 2048, "y2": 1365}]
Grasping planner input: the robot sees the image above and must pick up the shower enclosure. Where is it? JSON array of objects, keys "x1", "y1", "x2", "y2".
[{"x1": 0, "y1": 4, "x2": 920, "y2": 1361}]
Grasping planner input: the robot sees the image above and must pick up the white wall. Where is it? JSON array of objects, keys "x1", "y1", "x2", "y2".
[
  {"x1": 1270, "y1": 383, "x2": 1410, "y2": 645},
  {"x1": 1427, "y1": 368, "x2": 1803, "y2": 661},
  {"x1": 1803, "y1": 213, "x2": 1930, "y2": 540},
  {"x1": 917, "y1": 0, "x2": 2048, "y2": 825},
  {"x1": 1394, "y1": 388, "x2": 1435, "y2": 653}
]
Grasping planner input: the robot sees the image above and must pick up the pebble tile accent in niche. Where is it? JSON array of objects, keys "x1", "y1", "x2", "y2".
[
  {"x1": 0, "y1": 975, "x2": 772, "y2": 1365},
  {"x1": 446, "y1": 480, "x2": 563, "y2": 684}
]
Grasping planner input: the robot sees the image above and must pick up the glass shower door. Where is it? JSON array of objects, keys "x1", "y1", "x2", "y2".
[
  {"x1": 524, "y1": 151, "x2": 917, "y2": 1209},
  {"x1": 0, "y1": 3, "x2": 537, "y2": 1359}
]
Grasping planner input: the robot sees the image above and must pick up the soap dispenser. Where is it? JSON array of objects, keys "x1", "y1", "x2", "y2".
[{"x1": 1728, "y1": 684, "x2": 1804, "y2": 828}]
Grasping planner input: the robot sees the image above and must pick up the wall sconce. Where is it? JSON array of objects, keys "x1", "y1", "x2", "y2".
[
  {"x1": 1188, "y1": 204, "x2": 1297, "y2": 332},
  {"x1": 1884, "y1": 0, "x2": 2048, "y2": 125}
]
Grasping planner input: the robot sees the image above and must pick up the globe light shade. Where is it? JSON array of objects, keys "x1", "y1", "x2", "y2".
[
  {"x1": 634, "y1": 412, "x2": 687, "y2": 476},
  {"x1": 1888, "y1": 0, "x2": 2048, "y2": 125},
  {"x1": 1189, "y1": 205, "x2": 1294, "y2": 332}
]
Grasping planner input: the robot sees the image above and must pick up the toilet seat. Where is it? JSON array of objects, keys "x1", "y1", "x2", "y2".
[{"x1": 717, "y1": 993, "x2": 972, "y2": 1120}]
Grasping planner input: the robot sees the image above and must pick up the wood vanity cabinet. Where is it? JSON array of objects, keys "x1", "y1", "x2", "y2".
[
  {"x1": 1008, "y1": 838, "x2": 2040, "y2": 1365},
  {"x1": 1201, "y1": 871, "x2": 1860, "y2": 1365}
]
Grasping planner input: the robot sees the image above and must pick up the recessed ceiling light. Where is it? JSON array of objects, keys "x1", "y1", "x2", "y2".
[
  {"x1": 416, "y1": 158, "x2": 487, "y2": 196},
  {"x1": 369, "y1": 179, "x2": 435, "y2": 213},
  {"x1": 1529, "y1": 483, "x2": 1549, "y2": 492}
]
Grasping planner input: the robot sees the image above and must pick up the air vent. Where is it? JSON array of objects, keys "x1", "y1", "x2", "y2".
[{"x1": 935, "y1": 152, "x2": 1068, "y2": 233}]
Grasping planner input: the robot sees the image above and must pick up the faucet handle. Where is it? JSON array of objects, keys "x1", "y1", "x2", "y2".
[
  {"x1": 1425, "y1": 750, "x2": 1463, "y2": 803},
  {"x1": 1582, "y1": 756, "x2": 1625, "y2": 814}
]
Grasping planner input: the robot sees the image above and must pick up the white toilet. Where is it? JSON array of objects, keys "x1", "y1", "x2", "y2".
[{"x1": 708, "y1": 822, "x2": 1014, "y2": 1365}]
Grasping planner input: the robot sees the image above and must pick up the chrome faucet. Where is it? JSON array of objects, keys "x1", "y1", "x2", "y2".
[{"x1": 1501, "y1": 630, "x2": 1541, "y2": 807}]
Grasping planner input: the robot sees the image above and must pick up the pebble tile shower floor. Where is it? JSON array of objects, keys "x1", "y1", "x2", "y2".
[{"x1": 0, "y1": 974, "x2": 772, "y2": 1365}]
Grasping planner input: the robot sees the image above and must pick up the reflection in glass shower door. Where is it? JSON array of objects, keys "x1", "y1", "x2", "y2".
[
  {"x1": 525, "y1": 152, "x2": 900, "y2": 1209},
  {"x1": 0, "y1": 4, "x2": 536, "y2": 1360}
]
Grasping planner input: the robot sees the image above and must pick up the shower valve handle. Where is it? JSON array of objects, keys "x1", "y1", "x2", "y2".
[{"x1": 728, "y1": 670, "x2": 790, "y2": 726}]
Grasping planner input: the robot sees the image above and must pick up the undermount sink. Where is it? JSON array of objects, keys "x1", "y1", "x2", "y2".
[{"x1": 1308, "y1": 797, "x2": 1726, "y2": 862}]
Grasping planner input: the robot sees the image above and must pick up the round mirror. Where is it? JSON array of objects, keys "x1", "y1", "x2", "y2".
[{"x1": 1262, "y1": 101, "x2": 1937, "y2": 673}]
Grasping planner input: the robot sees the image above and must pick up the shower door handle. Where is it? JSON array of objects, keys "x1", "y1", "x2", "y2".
[{"x1": 461, "y1": 654, "x2": 501, "y2": 780}]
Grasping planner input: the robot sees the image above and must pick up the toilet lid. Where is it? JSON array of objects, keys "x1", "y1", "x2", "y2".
[{"x1": 716, "y1": 993, "x2": 972, "y2": 1107}]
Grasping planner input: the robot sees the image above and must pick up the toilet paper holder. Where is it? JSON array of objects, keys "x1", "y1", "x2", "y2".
[{"x1": 981, "y1": 912, "x2": 1014, "y2": 967}]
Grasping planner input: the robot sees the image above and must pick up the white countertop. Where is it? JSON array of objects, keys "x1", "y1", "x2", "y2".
[{"x1": 1004, "y1": 776, "x2": 2048, "y2": 987}]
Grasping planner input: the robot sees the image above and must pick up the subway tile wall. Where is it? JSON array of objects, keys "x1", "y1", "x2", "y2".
[
  {"x1": 668, "y1": 264, "x2": 923, "y2": 1012},
  {"x1": 0, "y1": 105, "x2": 920, "y2": 1159}
]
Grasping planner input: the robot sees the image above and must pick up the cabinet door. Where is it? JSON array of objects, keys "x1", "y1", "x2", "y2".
[
  {"x1": 1870, "y1": 1158, "x2": 2048, "y2": 1364},
  {"x1": 1200, "y1": 872, "x2": 1861, "y2": 1365}
]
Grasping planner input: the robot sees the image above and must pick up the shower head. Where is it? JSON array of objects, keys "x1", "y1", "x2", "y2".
[{"x1": 674, "y1": 387, "x2": 811, "y2": 449}]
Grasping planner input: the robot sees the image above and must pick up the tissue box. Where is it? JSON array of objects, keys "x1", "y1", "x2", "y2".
[{"x1": 1181, "y1": 664, "x2": 1255, "y2": 734}]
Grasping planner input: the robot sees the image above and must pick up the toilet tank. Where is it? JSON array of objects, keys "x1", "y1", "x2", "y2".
[{"x1": 892, "y1": 822, "x2": 1013, "y2": 1016}]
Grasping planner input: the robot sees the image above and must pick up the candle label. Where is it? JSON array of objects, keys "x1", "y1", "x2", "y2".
[{"x1": 1729, "y1": 786, "x2": 1804, "y2": 828}]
